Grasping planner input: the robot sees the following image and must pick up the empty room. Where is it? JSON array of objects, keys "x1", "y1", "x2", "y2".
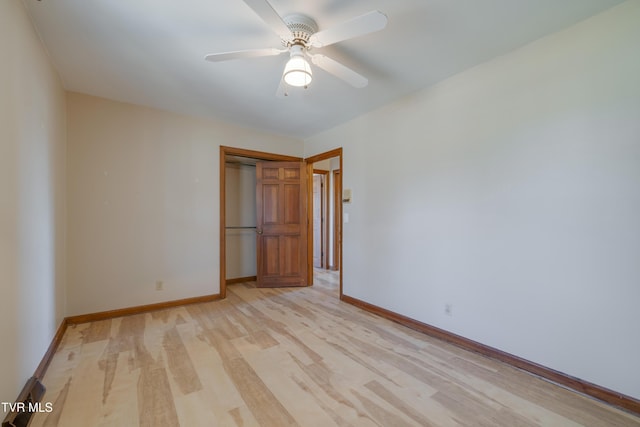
[{"x1": 1, "y1": 0, "x2": 639, "y2": 426}]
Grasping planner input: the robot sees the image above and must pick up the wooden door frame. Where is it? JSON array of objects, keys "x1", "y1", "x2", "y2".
[
  {"x1": 332, "y1": 169, "x2": 341, "y2": 271},
  {"x1": 312, "y1": 169, "x2": 329, "y2": 269},
  {"x1": 220, "y1": 146, "x2": 302, "y2": 298},
  {"x1": 305, "y1": 148, "x2": 343, "y2": 297}
]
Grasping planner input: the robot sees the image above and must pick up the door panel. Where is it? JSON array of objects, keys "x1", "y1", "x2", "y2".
[
  {"x1": 262, "y1": 184, "x2": 279, "y2": 224},
  {"x1": 263, "y1": 236, "x2": 280, "y2": 276},
  {"x1": 256, "y1": 161, "x2": 308, "y2": 287},
  {"x1": 283, "y1": 167, "x2": 300, "y2": 179},
  {"x1": 284, "y1": 184, "x2": 300, "y2": 224},
  {"x1": 282, "y1": 236, "x2": 301, "y2": 276}
]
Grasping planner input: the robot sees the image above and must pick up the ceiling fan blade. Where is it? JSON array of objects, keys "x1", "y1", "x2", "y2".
[
  {"x1": 310, "y1": 54, "x2": 368, "y2": 88},
  {"x1": 242, "y1": 0, "x2": 291, "y2": 40},
  {"x1": 309, "y1": 10, "x2": 387, "y2": 48},
  {"x1": 205, "y1": 48, "x2": 285, "y2": 62}
]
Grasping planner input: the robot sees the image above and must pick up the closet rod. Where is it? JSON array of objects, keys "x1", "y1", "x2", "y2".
[{"x1": 225, "y1": 226, "x2": 257, "y2": 229}]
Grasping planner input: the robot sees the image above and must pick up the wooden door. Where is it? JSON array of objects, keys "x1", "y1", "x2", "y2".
[{"x1": 256, "y1": 161, "x2": 308, "y2": 287}]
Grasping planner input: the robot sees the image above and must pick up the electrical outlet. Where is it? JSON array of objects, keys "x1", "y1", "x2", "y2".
[
  {"x1": 156, "y1": 281, "x2": 163, "y2": 291},
  {"x1": 445, "y1": 303, "x2": 452, "y2": 316}
]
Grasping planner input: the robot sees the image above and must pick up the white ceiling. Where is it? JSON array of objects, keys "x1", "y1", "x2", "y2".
[{"x1": 24, "y1": 0, "x2": 624, "y2": 139}]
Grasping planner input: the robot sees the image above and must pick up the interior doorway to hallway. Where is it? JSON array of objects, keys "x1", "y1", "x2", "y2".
[{"x1": 305, "y1": 148, "x2": 343, "y2": 298}]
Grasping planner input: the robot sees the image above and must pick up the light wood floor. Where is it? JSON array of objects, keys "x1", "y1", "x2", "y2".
[{"x1": 33, "y1": 270, "x2": 640, "y2": 426}]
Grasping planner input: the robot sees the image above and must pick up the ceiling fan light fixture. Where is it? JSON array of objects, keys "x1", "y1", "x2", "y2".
[{"x1": 283, "y1": 46, "x2": 312, "y2": 87}]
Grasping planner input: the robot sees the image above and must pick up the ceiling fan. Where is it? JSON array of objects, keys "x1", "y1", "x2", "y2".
[{"x1": 204, "y1": 0, "x2": 388, "y2": 95}]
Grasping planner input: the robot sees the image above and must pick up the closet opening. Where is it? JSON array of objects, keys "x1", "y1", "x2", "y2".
[{"x1": 219, "y1": 146, "x2": 303, "y2": 298}]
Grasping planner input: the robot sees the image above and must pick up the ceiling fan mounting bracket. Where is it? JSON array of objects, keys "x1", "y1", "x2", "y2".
[{"x1": 281, "y1": 14, "x2": 318, "y2": 48}]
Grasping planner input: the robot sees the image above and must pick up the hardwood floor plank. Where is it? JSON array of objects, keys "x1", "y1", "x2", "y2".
[
  {"x1": 162, "y1": 326, "x2": 203, "y2": 395},
  {"x1": 290, "y1": 374, "x2": 354, "y2": 427},
  {"x1": 231, "y1": 286, "x2": 324, "y2": 364},
  {"x1": 81, "y1": 319, "x2": 112, "y2": 344},
  {"x1": 200, "y1": 317, "x2": 299, "y2": 426},
  {"x1": 320, "y1": 336, "x2": 403, "y2": 388},
  {"x1": 97, "y1": 337, "x2": 119, "y2": 404},
  {"x1": 242, "y1": 348, "x2": 337, "y2": 427},
  {"x1": 40, "y1": 378, "x2": 71, "y2": 427},
  {"x1": 350, "y1": 389, "x2": 416, "y2": 427},
  {"x1": 116, "y1": 314, "x2": 146, "y2": 354},
  {"x1": 229, "y1": 407, "x2": 245, "y2": 426},
  {"x1": 364, "y1": 380, "x2": 437, "y2": 427},
  {"x1": 150, "y1": 309, "x2": 171, "y2": 323},
  {"x1": 137, "y1": 360, "x2": 180, "y2": 427},
  {"x1": 340, "y1": 333, "x2": 456, "y2": 393},
  {"x1": 96, "y1": 350, "x2": 141, "y2": 427},
  {"x1": 224, "y1": 356, "x2": 299, "y2": 427},
  {"x1": 246, "y1": 330, "x2": 280, "y2": 350},
  {"x1": 54, "y1": 343, "x2": 115, "y2": 426},
  {"x1": 289, "y1": 354, "x2": 377, "y2": 425}
]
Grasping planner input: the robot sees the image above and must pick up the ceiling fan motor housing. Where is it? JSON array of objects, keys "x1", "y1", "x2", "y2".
[{"x1": 282, "y1": 14, "x2": 318, "y2": 47}]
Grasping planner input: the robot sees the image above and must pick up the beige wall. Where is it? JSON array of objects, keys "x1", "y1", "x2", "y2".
[
  {"x1": 66, "y1": 93, "x2": 302, "y2": 315},
  {"x1": 0, "y1": 0, "x2": 67, "y2": 408},
  {"x1": 306, "y1": 1, "x2": 640, "y2": 399}
]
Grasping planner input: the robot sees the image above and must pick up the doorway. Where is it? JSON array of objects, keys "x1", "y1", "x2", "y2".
[
  {"x1": 219, "y1": 146, "x2": 303, "y2": 298},
  {"x1": 220, "y1": 146, "x2": 343, "y2": 299},
  {"x1": 312, "y1": 169, "x2": 329, "y2": 269},
  {"x1": 305, "y1": 148, "x2": 343, "y2": 297}
]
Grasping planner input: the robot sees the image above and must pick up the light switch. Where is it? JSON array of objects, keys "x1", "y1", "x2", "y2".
[
  {"x1": 344, "y1": 213, "x2": 349, "y2": 223},
  {"x1": 342, "y1": 188, "x2": 352, "y2": 203}
]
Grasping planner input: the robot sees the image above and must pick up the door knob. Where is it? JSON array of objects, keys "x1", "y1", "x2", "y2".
[{"x1": 256, "y1": 229, "x2": 263, "y2": 235}]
